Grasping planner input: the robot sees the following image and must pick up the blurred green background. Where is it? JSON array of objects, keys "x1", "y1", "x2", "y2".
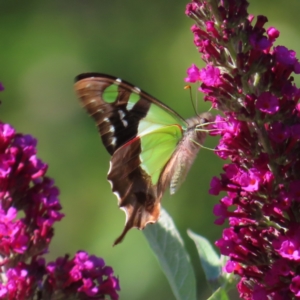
[{"x1": 1, "y1": 1, "x2": 300, "y2": 299}]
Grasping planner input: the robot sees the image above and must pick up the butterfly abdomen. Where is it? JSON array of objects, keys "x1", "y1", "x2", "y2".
[
  {"x1": 166, "y1": 129, "x2": 203, "y2": 195},
  {"x1": 162, "y1": 112, "x2": 214, "y2": 195}
]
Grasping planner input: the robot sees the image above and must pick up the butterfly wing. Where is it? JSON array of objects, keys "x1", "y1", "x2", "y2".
[{"x1": 75, "y1": 73, "x2": 187, "y2": 244}]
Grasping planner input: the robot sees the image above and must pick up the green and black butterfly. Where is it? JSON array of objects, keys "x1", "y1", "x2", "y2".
[{"x1": 75, "y1": 73, "x2": 214, "y2": 245}]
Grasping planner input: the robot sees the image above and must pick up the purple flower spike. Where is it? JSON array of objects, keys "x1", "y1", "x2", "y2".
[
  {"x1": 0, "y1": 113, "x2": 120, "y2": 298},
  {"x1": 186, "y1": 0, "x2": 300, "y2": 298}
]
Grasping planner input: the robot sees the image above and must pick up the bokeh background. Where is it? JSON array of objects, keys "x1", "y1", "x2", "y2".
[{"x1": 1, "y1": 1, "x2": 300, "y2": 299}]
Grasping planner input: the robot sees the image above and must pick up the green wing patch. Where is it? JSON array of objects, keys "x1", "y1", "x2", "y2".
[
  {"x1": 138, "y1": 103, "x2": 187, "y2": 136},
  {"x1": 102, "y1": 83, "x2": 119, "y2": 103},
  {"x1": 143, "y1": 103, "x2": 187, "y2": 127},
  {"x1": 140, "y1": 124, "x2": 183, "y2": 185},
  {"x1": 125, "y1": 91, "x2": 187, "y2": 136}
]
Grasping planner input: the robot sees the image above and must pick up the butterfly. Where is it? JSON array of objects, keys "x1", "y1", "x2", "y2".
[{"x1": 74, "y1": 73, "x2": 214, "y2": 245}]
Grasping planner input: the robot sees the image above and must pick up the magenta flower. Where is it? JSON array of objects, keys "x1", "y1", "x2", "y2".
[
  {"x1": 0, "y1": 83, "x2": 120, "y2": 299},
  {"x1": 186, "y1": 64, "x2": 222, "y2": 87},
  {"x1": 256, "y1": 92, "x2": 279, "y2": 114},
  {"x1": 291, "y1": 276, "x2": 300, "y2": 297},
  {"x1": 185, "y1": 64, "x2": 201, "y2": 82},
  {"x1": 186, "y1": 0, "x2": 300, "y2": 298}
]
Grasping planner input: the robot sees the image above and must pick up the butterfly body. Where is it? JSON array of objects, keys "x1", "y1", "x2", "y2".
[{"x1": 75, "y1": 73, "x2": 213, "y2": 245}]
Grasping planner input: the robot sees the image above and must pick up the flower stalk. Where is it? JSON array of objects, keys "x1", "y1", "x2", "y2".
[{"x1": 186, "y1": 0, "x2": 300, "y2": 298}]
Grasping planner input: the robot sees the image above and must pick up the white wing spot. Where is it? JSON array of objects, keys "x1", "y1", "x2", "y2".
[
  {"x1": 108, "y1": 161, "x2": 113, "y2": 175},
  {"x1": 108, "y1": 179, "x2": 113, "y2": 188},
  {"x1": 118, "y1": 110, "x2": 128, "y2": 127},
  {"x1": 113, "y1": 191, "x2": 121, "y2": 200},
  {"x1": 120, "y1": 206, "x2": 128, "y2": 222},
  {"x1": 118, "y1": 110, "x2": 125, "y2": 119},
  {"x1": 111, "y1": 137, "x2": 117, "y2": 146},
  {"x1": 116, "y1": 78, "x2": 122, "y2": 84},
  {"x1": 103, "y1": 117, "x2": 109, "y2": 123},
  {"x1": 90, "y1": 99, "x2": 96, "y2": 103},
  {"x1": 109, "y1": 126, "x2": 115, "y2": 133},
  {"x1": 122, "y1": 119, "x2": 128, "y2": 127},
  {"x1": 133, "y1": 86, "x2": 141, "y2": 94},
  {"x1": 97, "y1": 108, "x2": 103, "y2": 113}
]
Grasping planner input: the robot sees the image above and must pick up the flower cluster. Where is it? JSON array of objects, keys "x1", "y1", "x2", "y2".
[
  {"x1": 0, "y1": 86, "x2": 120, "y2": 299},
  {"x1": 0, "y1": 252, "x2": 120, "y2": 300},
  {"x1": 186, "y1": 0, "x2": 300, "y2": 298},
  {"x1": 44, "y1": 251, "x2": 120, "y2": 300},
  {"x1": 0, "y1": 122, "x2": 61, "y2": 261}
]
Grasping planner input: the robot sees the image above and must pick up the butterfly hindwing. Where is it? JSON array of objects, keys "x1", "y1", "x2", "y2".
[
  {"x1": 75, "y1": 73, "x2": 188, "y2": 244},
  {"x1": 107, "y1": 136, "x2": 159, "y2": 245}
]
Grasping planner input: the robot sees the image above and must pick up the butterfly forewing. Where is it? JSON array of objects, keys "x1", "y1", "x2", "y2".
[
  {"x1": 75, "y1": 73, "x2": 189, "y2": 245},
  {"x1": 75, "y1": 73, "x2": 187, "y2": 154},
  {"x1": 75, "y1": 74, "x2": 142, "y2": 154}
]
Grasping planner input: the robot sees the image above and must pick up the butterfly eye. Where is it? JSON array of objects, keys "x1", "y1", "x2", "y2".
[
  {"x1": 199, "y1": 117, "x2": 211, "y2": 126},
  {"x1": 198, "y1": 112, "x2": 214, "y2": 126}
]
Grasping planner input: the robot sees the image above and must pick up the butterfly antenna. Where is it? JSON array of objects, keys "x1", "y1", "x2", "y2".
[
  {"x1": 190, "y1": 138, "x2": 229, "y2": 153},
  {"x1": 190, "y1": 139, "x2": 214, "y2": 151},
  {"x1": 191, "y1": 119, "x2": 228, "y2": 150},
  {"x1": 184, "y1": 85, "x2": 198, "y2": 116},
  {"x1": 195, "y1": 83, "x2": 200, "y2": 114},
  {"x1": 195, "y1": 119, "x2": 227, "y2": 135}
]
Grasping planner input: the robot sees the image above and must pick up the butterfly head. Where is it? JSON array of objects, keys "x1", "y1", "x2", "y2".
[
  {"x1": 184, "y1": 112, "x2": 215, "y2": 147},
  {"x1": 198, "y1": 112, "x2": 215, "y2": 126},
  {"x1": 187, "y1": 112, "x2": 214, "y2": 129}
]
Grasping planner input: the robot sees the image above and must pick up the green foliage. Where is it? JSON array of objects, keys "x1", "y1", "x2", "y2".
[
  {"x1": 187, "y1": 230, "x2": 237, "y2": 299},
  {"x1": 187, "y1": 230, "x2": 221, "y2": 290},
  {"x1": 207, "y1": 288, "x2": 230, "y2": 300},
  {"x1": 144, "y1": 208, "x2": 197, "y2": 300},
  {"x1": 144, "y1": 210, "x2": 238, "y2": 300}
]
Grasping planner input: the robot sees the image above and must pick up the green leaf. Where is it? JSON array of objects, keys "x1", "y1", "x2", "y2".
[
  {"x1": 143, "y1": 208, "x2": 196, "y2": 300},
  {"x1": 187, "y1": 230, "x2": 221, "y2": 290},
  {"x1": 207, "y1": 287, "x2": 230, "y2": 300}
]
